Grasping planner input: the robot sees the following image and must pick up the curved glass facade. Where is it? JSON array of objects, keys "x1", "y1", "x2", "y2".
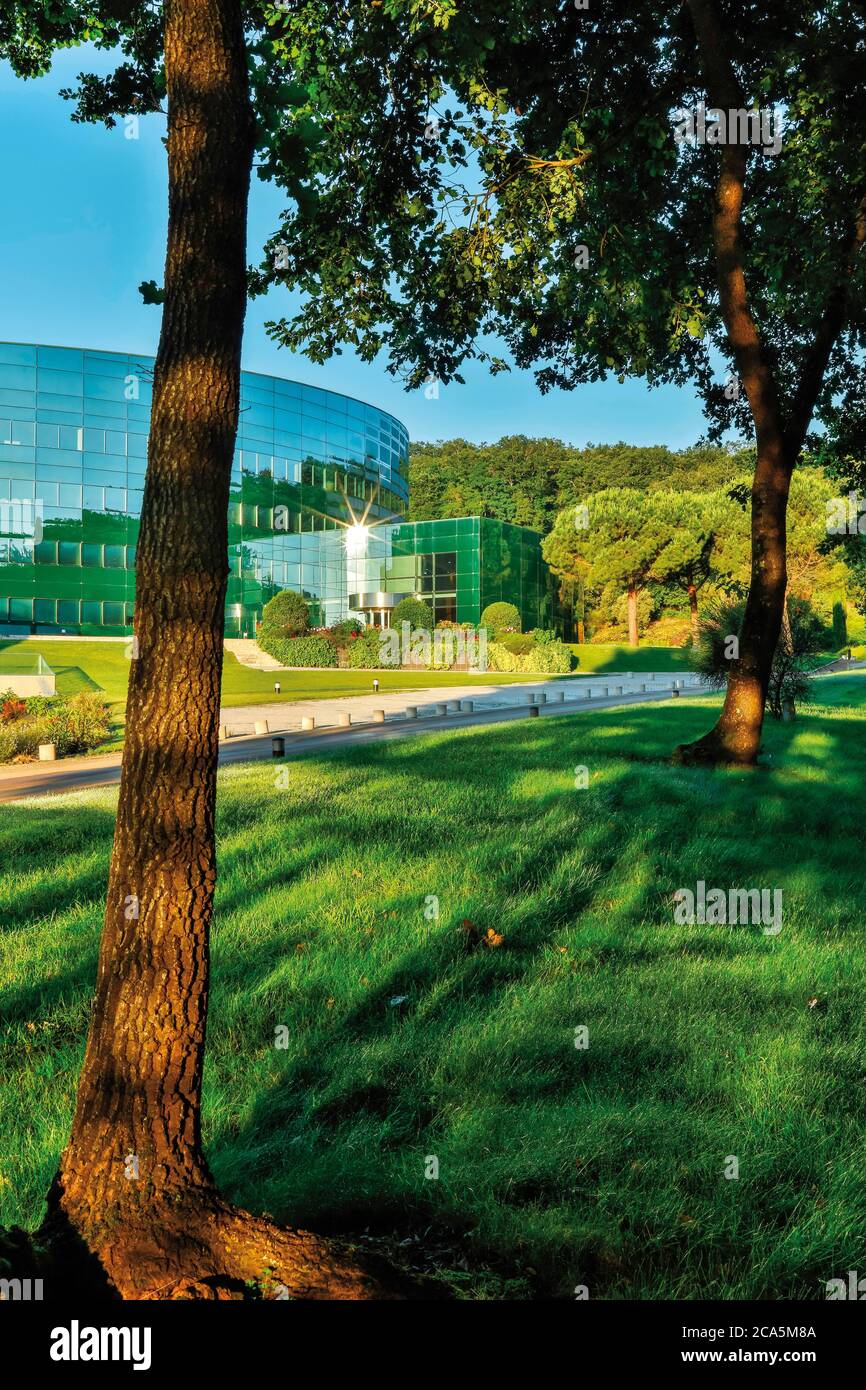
[{"x1": 0, "y1": 342, "x2": 408, "y2": 637}]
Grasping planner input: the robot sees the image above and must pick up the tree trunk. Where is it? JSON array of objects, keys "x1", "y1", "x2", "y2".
[
  {"x1": 627, "y1": 584, "x2": 639, "y2": 647},
  {"x1": 37, "y1": 0, "x2": 393, "y2": 1301},
  {"x1": 676, "y1": 0, "x2": 865, "y2": 767},
  {"x1": 688, "y1": 583, "x2": 699, "y2": 643},
  {"x1": 675, "y1": 444, "x2": 792, "y2": 765},
  {"x1": 780, "y1": 587, "x2": 793, "y2": 653}
]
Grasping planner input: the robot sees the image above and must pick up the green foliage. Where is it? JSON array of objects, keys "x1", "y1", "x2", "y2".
[
  {"x1": 329, "y1": 617, "x2": 365, "y2": 641},
  {"x1": 497, "y1": 633, "x2": 535, "y2": 655},
  {"x1": 260, "y1": 589, "x2": 310, "y2": 640},
  {"x1": 832, "y1": 602, "x2": 848, "y2": 648},
  {"x1": 258, "y1": 635, "x2": 337, "y2": 668},
  {"x1": 480, "y1": 601, "x2": 521, "y2": 634},
  {"x1": 408, "y1": 437, "x2": 750, "y2": 530},
  {"x1": 692, "y1": 597, "x2": 825, "y2": 718},
  {"x1": 347, "y1": 629, "x2": 401, "y2": 669},
  {"x1": 390, "y1": 597, "x2": 434, "y2": 630},
  {"x1": 0, "y1": 691, "x2": 112, "y2": 762},
  {"x1": 488, "y1": 639, "x2": 572, "y2": 674},
  {"x1": 253, "y1": 2, "x2": 866, "y2": 467}
]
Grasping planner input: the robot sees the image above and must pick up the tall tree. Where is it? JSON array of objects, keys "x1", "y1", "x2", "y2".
[
  {"x1": 543, "y1": 488, "x2": 671, "y2": 647},
  {"x1": 2, "y1": 1, "x2": 386, "y2": 1298},
  {"x1": 655, "y1": 490, "x2": 742, "y2": 641},
  {"x1": 257, "y1": 0, "x2": 866, "y2": 764}
]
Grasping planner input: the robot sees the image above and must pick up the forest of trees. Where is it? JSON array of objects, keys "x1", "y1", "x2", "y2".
[
  {"x1": 407, "y1": 437, "x2": 752, "y2": 532},
  {"x1": 408, "y1": 438, "x2": 865, "y2": 647}
]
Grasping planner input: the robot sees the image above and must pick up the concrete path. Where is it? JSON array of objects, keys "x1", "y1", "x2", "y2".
[
  {"x1": 0, "y1": 672, "x2": 708, "y2": 803},
  {"x1": 217, "y1": 671, "x2": 703, "y2": 736}
]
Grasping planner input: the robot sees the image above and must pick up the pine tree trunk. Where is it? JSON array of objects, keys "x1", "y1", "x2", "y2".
[
  {"x1": 688, "y1": 583, "x2": 699, "y2": 643},
  {"x1": 627, "y1": 584, "x2": 639, "y2": 647},
  {"x1": 37, "y1": 0, "x2": 393, "y2": 1301}
]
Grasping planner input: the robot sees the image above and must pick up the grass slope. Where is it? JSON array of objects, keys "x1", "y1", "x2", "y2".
[{"x1": 2, "y1": 676, "x2": 864, "y2": 1298}]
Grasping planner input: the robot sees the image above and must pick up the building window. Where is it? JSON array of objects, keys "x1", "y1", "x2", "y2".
[{"x1": 57, "y1": 600, "x2": 80, "y2": 626}]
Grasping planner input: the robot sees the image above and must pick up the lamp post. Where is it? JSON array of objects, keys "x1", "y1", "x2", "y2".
[
  {"x1": 274, "y1": 681, "x2": 281, "y2": 695},
  {"x1": 373, "y1": 678, "x2": 380, "y2": 693}
]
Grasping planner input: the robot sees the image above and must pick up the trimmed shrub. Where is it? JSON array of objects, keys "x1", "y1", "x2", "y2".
[
  {"x1": 0, "y1": 726, "x2": 18, "y2": 762},
  {"x1": 530, "y1": 628, "x2": 558, "y2": 646},
  {"x1": 488, "y1": 640, "x2": 573, "y2": 674},
  {"x1": 391, "y1": 597, "x2": 434, "y2": 630},
  {"x1": 258, "y1": 635, "x2": 337, "y2": 668},
  {"x1": 832, "y1": 601, "x2": 848, "y2": 648},
  {"x1": 260, "y1": 589, "x2": 310, "y2": 639},
  {"x1": 498, "y1": 633, "x2": 535, "y2": 656},
  {"x1": 347, "y1": 629, "x2": 401, "y2": 669},
  {"x1": 480, "y1": 601, "x2": 521, "y2": 634}
]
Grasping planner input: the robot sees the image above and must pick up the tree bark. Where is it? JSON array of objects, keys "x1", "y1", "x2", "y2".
[
  {"x1": 688, "y1": 583, "x2": 699, "y2": 643},
  {"x1": 38, "y1": 0, "x2": 394, "y2": 1301},
  {"x1": 627, "y1": 584, "x2": 639, "y2": 647}
]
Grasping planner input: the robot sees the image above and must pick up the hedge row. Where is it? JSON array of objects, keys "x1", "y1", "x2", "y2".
[{"x1": 257, "y1": 635, "x2": 338, "y2": 667}]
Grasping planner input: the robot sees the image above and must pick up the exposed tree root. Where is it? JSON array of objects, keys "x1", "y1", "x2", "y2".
[
  {"x1": 2, "y1": 1184, "x2": 417, "y2": 1301},
  {"x1": 672, "y1": 729, "x2": 760, "y2": 768}
]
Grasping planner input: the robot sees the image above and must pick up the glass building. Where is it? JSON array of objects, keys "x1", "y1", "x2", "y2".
[
  {"x1": 349, "y1": 517, "x2": 568, "y2": 634},
  {"x1": 0, "y1": 341, "x2": 409, "y2": 637},
  {"x1": 0, "y1": 341, "x2": 569, "y2": 639}
]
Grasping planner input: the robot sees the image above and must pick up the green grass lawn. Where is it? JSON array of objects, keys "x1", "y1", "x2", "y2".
[
  {"x1": 0, "y1": 637, "x2": 587, "y2": 714},
  {"x1": 567, "y1": 642, "x2": 695, "y2": 673},
  {"x1": 0, "y1": 638, "x2": 581, "y2": 753},
  {"x1": 3, "y1": 678, "x2": 865, "y2": 1298}
]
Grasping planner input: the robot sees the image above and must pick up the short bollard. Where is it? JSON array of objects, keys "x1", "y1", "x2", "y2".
[
  {"x1": 338, "y1": 712, "x2": 352, "y2": 727},
  {"x1": 38, "y1": 743, "x2": 56, "y2": 761},
  {"x1": 782, "y1": 698, "x2": 796, "y2": 722},
  {"x1": 552, "y1": 690, "x2": 565, "y2": 702},
  {"x1": 448, "y1": 700, "x2": 461, "y2": 712},
  {"x1": 613, "y1": 685, "x2": 623, "y2": 695},
  {"x1": 535, "y1": 692, "x2": 547, "y2": 705},
  {"x1": 219, "y1": 723, "x2": 229, "y2": 740},
  {"x1": 373, "y1": 709, "x2": 386, "y2": 723},
  {"x1": 271, "y1": 736, "x2": 285, "y2": 758},
  {"x1": 459, "y1": 699, "x2": 473, "y2": 712},
  {"x1": 670, "y1": 687, "x2": 680, "y2": 698},
  {"x1": 529, "y1": 704, "x2": 540, "y2": 718},
  {"x1": 640, "y1": 683, "x2": 648, "y2": 693},
  {"x1": 436, "y1": 703, "x2": 448, "y2": 716},
  {"x1": 405, "y1": 706, "x2": 419, "y2": 719},
  {"x1": 301, "y1": 715, "x2": 316, "y2": 730},
  {"x1": 255, "y1": 719, "x2": 269, "y2": 736}
]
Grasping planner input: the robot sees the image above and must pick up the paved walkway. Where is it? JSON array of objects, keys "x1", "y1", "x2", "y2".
[{"x1": 0, "y1": 672, "x2": 708, "y2": 802}]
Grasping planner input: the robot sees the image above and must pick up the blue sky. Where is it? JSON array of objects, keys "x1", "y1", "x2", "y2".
[{"x1": 0, "y1": 46, "x2": 712, "y2": 449}]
